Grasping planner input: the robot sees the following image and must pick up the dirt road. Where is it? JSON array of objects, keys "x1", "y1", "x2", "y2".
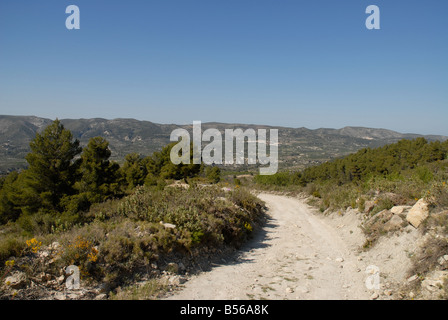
[{"x1": 166, "y1": 193, "x2": 371, "y2": 300}]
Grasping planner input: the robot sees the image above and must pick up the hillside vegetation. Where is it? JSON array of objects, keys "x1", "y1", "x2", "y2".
[
  {"x1": 256, "y1": 137, "x2": 448, "y2": 211},
  {"x1": 0, "y1": 120, "x2": 264, "y2": 299},
  {"x1": 0, "y1": 120, "x2": 220, "y2": 225}
]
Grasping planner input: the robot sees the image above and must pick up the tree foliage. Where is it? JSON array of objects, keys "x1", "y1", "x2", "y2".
[
  {"x1": 299, "y1": 138, "x2": 448, "y2": 185},
  {"x1": 70, "y1": 136, "x2": 120, "y2": 209},
  {"x1": 0, "y1": 120, "x2": 212, "y2": 226},
  {"x1": 255, "y1": 138, "x2": 448, "y2": 188},
  {"x1": 120, "y1": 153, "x2": 148, "y2": 190},
  {"x1": 23, "y1": 119, "x2": 82, "y2": 212},
  {"x1": 0, "y1": 171, "x2": 21, "y2": 223},
  {"x1": 145, "y1": 142, "x2": 203, "y2": 181},
  {"x1": 205, "y1": 166, "x2": 221, "y2": 183}
]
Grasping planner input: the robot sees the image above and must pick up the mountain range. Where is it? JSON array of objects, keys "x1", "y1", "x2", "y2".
[{"x1": 1, "y1": 115, "x2": 447, "y2": 174}]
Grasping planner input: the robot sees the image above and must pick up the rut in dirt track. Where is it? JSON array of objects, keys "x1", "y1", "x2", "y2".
[{"x1": 166, "y1": 193, "x2": 371, "y2": 300}]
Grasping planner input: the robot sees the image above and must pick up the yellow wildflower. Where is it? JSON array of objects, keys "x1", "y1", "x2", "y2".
[
  {"x1": 87, "y1": 248, "x2": 99, "y2": 263},
  {"x1": 26, "y1": 238, "x2": 42, "y2": 253},
  {"x1": 4, "y1": 260, "x2": 15, "y2": 267}
]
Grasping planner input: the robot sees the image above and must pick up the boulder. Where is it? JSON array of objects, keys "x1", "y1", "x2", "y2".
[
  {"x1": 390, "y1": 206, "x2": 412, "y2": 215},
  {"x1": 406, "y1": 199, "x2": 430, "y2": 228},
  {"x1": 383, "y1": 215, "x2": 404, "y2": 232},
  {"x1": 4, "y1": 271, "x2": 27, "y2": 289},
  {"x1": 160, "y1": 221, "x2": 176, "y2": 229},
  {"x1": 437, "y1": 255, "x2": 448, "y2": 266},
  {"x1": 421, "y1": 270, "x2": 448, "y2": 297},
  {"x1": 167, "y1": 275, "x2": 187, "y2": 286}
]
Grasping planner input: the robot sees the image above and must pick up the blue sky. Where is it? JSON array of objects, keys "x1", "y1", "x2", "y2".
[{"x1": 0, "y1": 0, "x2": 447, "y2": 135}]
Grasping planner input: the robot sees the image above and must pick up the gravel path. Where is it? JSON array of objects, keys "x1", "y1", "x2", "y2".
[{"x1": 166, "y1": 193, "x2": 371, "y2": 300}]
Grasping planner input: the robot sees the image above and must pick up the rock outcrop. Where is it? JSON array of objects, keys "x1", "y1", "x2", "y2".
[{"x1": 406, "y1": 199, "x2": 430, "y2": 228}]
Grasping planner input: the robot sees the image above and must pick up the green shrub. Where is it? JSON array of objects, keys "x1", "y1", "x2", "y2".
[
  {"x1": 254, "y1": 171, "x2": 301, "y2": 187},
  {"x1": 0, "y1": 234, "x2": 26, "y2": 266},
  {"x1": 370, "y1": 198, "x2": 394, "y2": 215},
  {"x1": 109, "y1": 278, "x2": 169, "y2": 300},
  {"x1": 357, "y1": 197, "x2": 366, "y2": 212},
  {"x1": 426, "y1": 181, "x2": 448, "y2": 208},
  {"x1": 312, "y1": 190, "x2": 321, "y2": 198},
  {"x1": 205, "y1": 166, "x2": 221, "y2": 184},
  {"x1": 416, "y1": 166, "x2": 434, "y2": 183}
]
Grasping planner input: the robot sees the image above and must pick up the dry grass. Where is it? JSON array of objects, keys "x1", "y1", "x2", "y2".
[{"x1": 109, "y1": 278, "x2": 170, "y2": 300}]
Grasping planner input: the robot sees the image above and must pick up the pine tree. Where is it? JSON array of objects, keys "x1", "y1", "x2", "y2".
[
  {"x1": 121, "y1": 153, "x2": 147, "y2": 190},
  {"x1": 24, "y1": 119, "x2": 82, "y2": 212},
  {"x1": 205, "y1": 166, "x2": 221, "y2": 183},
  {"x1": 74, "y1": 136, "x2": 119, "y2": 204},
  {"x1": 0, "y1": 171, "x2": 22, "y2": 223},
  {"x1": 146, "y1": 142, "x2": 202, "y2": 181}
]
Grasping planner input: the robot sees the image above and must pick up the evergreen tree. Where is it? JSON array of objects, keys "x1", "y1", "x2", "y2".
[
  {"x1": 74, "y1": 136, "x2": 120, "y2": 204},
  {"x1": 146, "y1": 142, "x2": 202, "y2": 181},
  {"x1": 205, "y1": 166, "x2": 221, "y2": 183},
  {"x1": 121, "y1": 153, "x2": 148, "y2": 190},
  {"x1": 24, "y1": 119, "x2": 82, "y2": 212},
  {"x1": 0, "y1": 171, "x2": 22, "y2": 223}
]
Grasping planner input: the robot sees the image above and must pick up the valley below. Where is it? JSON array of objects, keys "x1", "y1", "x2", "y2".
[{"x1": 1, "y1": 115, "x2": 446, "y2": 174}]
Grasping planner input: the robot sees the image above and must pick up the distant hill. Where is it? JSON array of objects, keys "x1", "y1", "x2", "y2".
[{"x1": 1, "y1": 115, "x2": 447, "y2": 174}]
